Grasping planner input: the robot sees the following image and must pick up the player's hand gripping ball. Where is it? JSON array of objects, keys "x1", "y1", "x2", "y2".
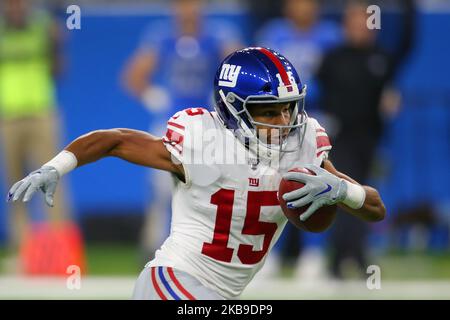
[{"x1": 278, "y1": 167, "x2": 337, "y2": 232}]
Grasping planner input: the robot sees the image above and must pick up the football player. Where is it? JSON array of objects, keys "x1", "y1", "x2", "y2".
[{"x1": 7, "y1": 47, "x2": 385, "y2": 299}]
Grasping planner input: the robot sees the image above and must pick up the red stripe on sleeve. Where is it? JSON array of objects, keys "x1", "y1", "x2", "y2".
[
  {"x1": 168, "y1": 121, "x2": 185, "y2": 130},
  {"x1": 317, "y1": 150, "x2": 328, "y2": 158},
  {"x1": 165, "y1": 128, "x2": 184, "y2": 146},
  {"x1": 316, "y1": 135, "x2": 331, "y2": 149}
]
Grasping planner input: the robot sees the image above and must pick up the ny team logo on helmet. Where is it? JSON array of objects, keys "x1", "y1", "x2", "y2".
[
  {"x1": 218, "y1": 64, "x2": 242, "y2": 88},
  {"x1": 213, "y1": 47, "x2": 308, "y2": 157}
]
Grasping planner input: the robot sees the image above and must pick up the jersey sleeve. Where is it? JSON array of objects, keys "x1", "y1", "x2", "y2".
[
  {"x1": 162, "y1": 108, "x2": 221, "y2": 187},
  {"x1": 162, "y1": 110, "x2": 187, "y2": 164},
  {"x1": 308, "y1": 118, "x2": 332, "y2": 164}
]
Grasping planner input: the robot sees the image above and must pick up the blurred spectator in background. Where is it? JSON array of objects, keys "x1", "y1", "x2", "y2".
[
  {"x1": 317, "y1": 0, "x2": 415, "y2": 279},
  {"x1": 246, "y1": 0, "x2": 282, "y2": 39},
  {"x1": 122, "y1": 0, "x2": 243, "y2": 263},
  {"x1": 257, "y1": 0, "x2": 341, "y2": 112},
  {"x1": 256, "y1": 0, "x2": 342, "y2": 280},
  {"x1": 0, "y1": 0, "x2": 67, "y2": 269}
]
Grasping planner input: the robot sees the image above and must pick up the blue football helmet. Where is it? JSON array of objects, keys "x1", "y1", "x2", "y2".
[{"x1": 213, "y1": 47, "x2": 308, "y2": 158}]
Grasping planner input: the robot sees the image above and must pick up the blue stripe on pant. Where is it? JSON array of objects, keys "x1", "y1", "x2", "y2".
[{"x1": 158, "y1": 266, "x2": 181, "y2": 300}]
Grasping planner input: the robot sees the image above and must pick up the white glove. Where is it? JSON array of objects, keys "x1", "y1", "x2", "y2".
[
  {"x1": 282, "y1": 164, "x2": 347, "y2": 221},
  {"x1": 7, "y1": 166, "x2": 60, "y2": 207}
]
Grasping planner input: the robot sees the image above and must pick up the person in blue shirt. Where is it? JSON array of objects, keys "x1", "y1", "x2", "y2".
[
  {"x1": 122, "y1": 0, "x2": 242, "y2": 262},
  {"x1": 257, "y1": 0, "x2": 341, "y2": 112},
  {"x1": 256, "y1": 0, "x2": 342, "y2": 281}
]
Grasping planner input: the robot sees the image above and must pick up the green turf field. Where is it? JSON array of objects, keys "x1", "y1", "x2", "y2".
[
  {"x1": 2, "y1": 244, "x2": 450, "y2": 279},
  {"x1": 84, "y1": 245, "x2": 450, "y2": 280}
]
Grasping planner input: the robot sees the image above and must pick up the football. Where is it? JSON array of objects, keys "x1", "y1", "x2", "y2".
[{"x1": 278, "y1": 167, "x2": 337, "y2": 233}]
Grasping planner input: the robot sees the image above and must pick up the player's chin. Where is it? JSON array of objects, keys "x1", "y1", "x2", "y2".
[{"x1": 258, "y1": 128, "x2": 289, "y2": 145}]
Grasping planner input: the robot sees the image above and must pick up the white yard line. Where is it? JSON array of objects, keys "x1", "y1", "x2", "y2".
[
  {"x1": 244, "y1": 278, "x2": 450, "y2": 299},
  {"x1": 1, "y1": 276, "x2": 450, "y2": 300},
  {"x1": 0, "y1": 276, "x2": 135, "y2": 300}
]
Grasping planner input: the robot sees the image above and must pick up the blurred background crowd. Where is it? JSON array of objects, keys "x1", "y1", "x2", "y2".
[{"x1": 0, "y1": 0, "x2": 449, "y2": 295}]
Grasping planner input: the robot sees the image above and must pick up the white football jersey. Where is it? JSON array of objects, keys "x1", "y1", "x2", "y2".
[{"x1": 146, "y1": 107, "x2": 332, "y2": 299}]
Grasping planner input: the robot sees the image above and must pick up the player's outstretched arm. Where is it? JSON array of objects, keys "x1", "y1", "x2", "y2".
[
  {"x1": 282, "y1": 159, "x2": 385, "y2": 222},
  {"x1": 66, "y1": 129, "x2": 183, "y2": 176},
  {"x1": 7, "y1": 128, "x2": 184, "y2": 206}
]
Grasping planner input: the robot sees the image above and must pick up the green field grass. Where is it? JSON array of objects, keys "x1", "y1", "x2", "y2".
[
  {"x1": 86, "y1": 245, "x2": 450, "y2": 280},
  {"x1": 379, "y1": 250, "x2": 450, "y2": 280},
  {"x1": 85, "y1": 244, "x2": 142, "y2": 275},
  {"x1": 2, "y1": 244, "x2": 450, "y2": 279}
]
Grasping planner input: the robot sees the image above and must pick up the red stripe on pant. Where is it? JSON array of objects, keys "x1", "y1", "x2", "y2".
[
  {"x1": 151, "y1": 267, "x2": 167, "y2": 300},
  {"x1": 167, "y1": 267, "x2": 196, "y2": 300}
]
